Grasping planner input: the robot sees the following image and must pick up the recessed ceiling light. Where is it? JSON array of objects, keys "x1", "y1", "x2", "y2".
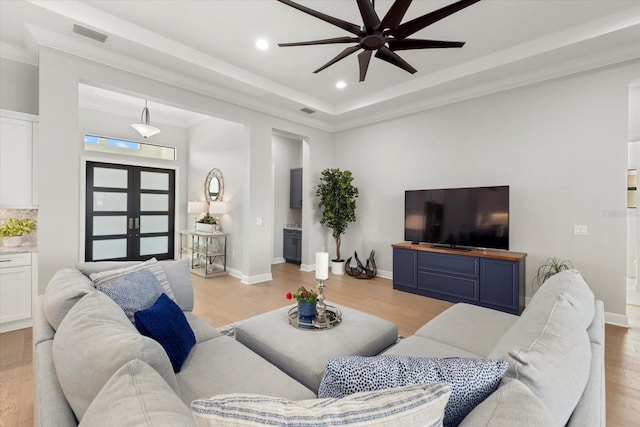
[
  {"x1": 336, "y1": 80, "x2": 347, "y2": 89},
  {"x1": 255, "y1": 38, "x2": 269, "y2": 50}
]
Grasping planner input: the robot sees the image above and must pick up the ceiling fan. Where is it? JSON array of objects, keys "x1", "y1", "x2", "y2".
[{"x1": 276, "y1": 0, "x2": 481, "y2": 82}]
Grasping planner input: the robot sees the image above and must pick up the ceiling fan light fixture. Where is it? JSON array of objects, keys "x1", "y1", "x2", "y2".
[{"x1": 131, "y1": 100, "x2": 161, "y2": 139}]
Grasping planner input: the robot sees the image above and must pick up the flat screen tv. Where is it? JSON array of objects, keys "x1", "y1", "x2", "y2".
[{"x1": 404, "y1": 185, "x2": 509, "y2": 250}]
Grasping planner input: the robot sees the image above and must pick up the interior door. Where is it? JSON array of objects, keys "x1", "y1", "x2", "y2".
[{"x1": 85, "y1": 161, "x2": 175, "y2": 261}]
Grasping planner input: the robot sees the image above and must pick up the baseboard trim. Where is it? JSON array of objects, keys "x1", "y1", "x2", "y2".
[
  {"x1": 0, "y1": 318, "x2": 32, "y2": 334},
  {"x1": 272, "y1": 257, "x2": 285, "y2": 264},
  {"x1": 376, "y1": 269, "x2": 392, "y2": 280},
  {"x1": 241, "y1": 272, "x2": 273, "y2": 285},
  {"x1": 299, "y1": 263, "x2": 314, "y2": 273},
  {"x1": 605, "y1": 312, "x2": 630, "y2": 328}
]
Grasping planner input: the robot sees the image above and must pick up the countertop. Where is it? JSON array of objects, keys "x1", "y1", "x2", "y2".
[
  {"x1": 0, "y1": 245, "x2": 38, "y2": 254},
  {"x1": 283, "y1": 226, "x2": 302, "y2": 231}
]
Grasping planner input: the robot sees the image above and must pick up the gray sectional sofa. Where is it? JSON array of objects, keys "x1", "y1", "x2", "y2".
[{"x1": 34, "y1": 258, "x2": 604, "y2": 426}]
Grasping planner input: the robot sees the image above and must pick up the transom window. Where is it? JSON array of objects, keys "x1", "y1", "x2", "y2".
[{"x1": 84, "y1": 134, "x2": 176, "y2": 160}]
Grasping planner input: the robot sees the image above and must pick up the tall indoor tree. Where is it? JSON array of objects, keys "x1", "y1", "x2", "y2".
[{"x1": 316, "y1": 168, "x2": 359, "y2": 273}]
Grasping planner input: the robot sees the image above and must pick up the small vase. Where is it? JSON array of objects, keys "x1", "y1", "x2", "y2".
[
  {"x1": 297, "y1": 300, "x2": 317, "y2": 329},
  {"x1": 2, "y1": 236, "x2": 23, "y2": 247}
]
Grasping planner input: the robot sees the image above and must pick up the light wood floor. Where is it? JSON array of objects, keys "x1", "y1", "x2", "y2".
[{"x1": 1, "y1": 262, "x2": 638, "y2": 426}]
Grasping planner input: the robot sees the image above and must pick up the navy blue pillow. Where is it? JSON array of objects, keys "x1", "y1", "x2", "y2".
[{"x1": 134, "y1": 293, "x2": 196, "y2": 373}]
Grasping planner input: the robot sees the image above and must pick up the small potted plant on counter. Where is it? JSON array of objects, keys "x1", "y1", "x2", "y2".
[{"x1": 0, "y1": 218, "x2": 37, "y2": 247}]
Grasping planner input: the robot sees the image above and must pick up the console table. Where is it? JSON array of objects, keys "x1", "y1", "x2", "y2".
[
  {"x1": 392, "y1": 243, "x2": 526, "y2": 315},
  {"x1": 180, "y1": 230, "x2": 227, "y2": 278}
]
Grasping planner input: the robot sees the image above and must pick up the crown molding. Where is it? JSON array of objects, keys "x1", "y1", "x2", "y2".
[
  {"x1": 25, "y1": 24, "x2": 334, "y2": 133},
  {"x1": 0, "y1": 41, "x2": 37, "y2": 66},
  {"x1": 333, "y1": 43, "x2": 640, "y2": 132}
]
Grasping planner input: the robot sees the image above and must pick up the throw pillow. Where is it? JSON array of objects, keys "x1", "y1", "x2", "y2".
[
  {"x1": 89, "y1": 258, "x2": 176, "y2": 301},
  {"x1": 318, "y1": 355, "x2": 508, "y2": 427},
  {"x1": 135, "y1": 293, "x2": 196, "y2": 373},
  {"x1": 191, "y1": 382, "x2": 451, "y2": 427},
  {"x1": 79, "y1": 359, "x2": 195, "y2": 427},
  {"x1": 97, "y1": 268, "x2": 165, "y2": 323}
]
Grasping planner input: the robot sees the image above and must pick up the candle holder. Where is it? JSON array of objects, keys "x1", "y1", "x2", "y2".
[{"x1": 315, "y1": 279, "x2": 329, "y2": 327}]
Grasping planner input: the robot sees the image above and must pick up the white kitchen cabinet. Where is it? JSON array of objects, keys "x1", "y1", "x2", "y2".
[
  {"x1": 0, "y1": 252, "x2": 36, "y2": 333},
  {"x1": 0, "y1": 110, "x2": 38, "y2": 208}
]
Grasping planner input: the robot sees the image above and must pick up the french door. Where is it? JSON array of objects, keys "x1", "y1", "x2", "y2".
[{"x1": 85, "y1": 161, "x2": 175, "y2": 262}]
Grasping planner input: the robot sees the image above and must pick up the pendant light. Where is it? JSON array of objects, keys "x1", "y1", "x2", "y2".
[{"x1": 131, "y1": 100, "x2": 161, "y2": 138}]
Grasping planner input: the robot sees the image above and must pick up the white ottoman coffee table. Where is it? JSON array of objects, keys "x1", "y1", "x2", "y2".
[{"x1": 235, "y1": 304, "x2": 398, "y2": 393}]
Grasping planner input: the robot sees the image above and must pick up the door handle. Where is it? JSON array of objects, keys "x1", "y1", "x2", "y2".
[
  {"x1": 128, "y1": 218, "x2": 134, "y2": 230},
  {"x1": 134, "y1": 218, "x2": 140, "y2": 229}
]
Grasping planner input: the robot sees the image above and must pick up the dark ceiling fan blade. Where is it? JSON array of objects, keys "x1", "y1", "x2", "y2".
[
  {"x1": 276, "y1": 0, "x2": 362, "y2": 36},
  {"x1": 279, "y1": 37, "x2": 359, "y2": 47},
  {"x1": 394, "y1": 0, "x2": 481, "y2": 40},
  {"x1": 388, "y1": 38, "x2": 465, "y2": 51},
  {"x1": 358, "y1": 50, "x2": 373, "y2": 82},
  {"x1": 313, "y1": 45, "x2": 362, "y2": 73},
  {"x1": 374, "y1": 46, "x2": 417, "y2": 74},
  {"x1": 380, "y1": 0, "x2": 413, "y2": 32},
  {"x1": 356, "y1": 0, "x2": 381, "y2": 31}
]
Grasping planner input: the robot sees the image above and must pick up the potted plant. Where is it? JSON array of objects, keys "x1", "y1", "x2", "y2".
[
  {"x1": 0, "y1": 218, "x2": 37, "y2": 247},
  {"x1": 533, "y1": 257, "x2": 573, "y2": 290},
  {"x1": 195, "y1": 213, "x2": 218, "y2": 233},
  {"x1": 316, "y1": 168, "x2": 359, "y2": 275},
  {"x1": 286, "y1": 286, "x2": 318, "y2": 329}
]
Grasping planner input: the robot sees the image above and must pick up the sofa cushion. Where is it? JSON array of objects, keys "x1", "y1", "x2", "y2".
[
  {"x1": 89, "y1": 258, "x2": 176, "y2": 301},
  {"x1": 52, "y1": 291, "x2": 179, "y2": 421},
  {"x1": 160, "y1": 258, "x2": 194, "y2": 311},
  {"x1": 459, "y1": 378, "x2": 558, "y2": 427},
  {"x1": 184, "y1": 312, "x2": 222, "y2": 343},
  {"x1": 76, "y1": 261, "x2": 138, "y2": 276},
  {"x1": 176, "y1": 336, "x2": 316, "y2": 405},
  {"x1": 383, "y1": 335, "x2": 481, "y2": 359},
  {"x1": 529, "y1": 269, "x2": 594, "y2": 329},
  {"x1": 318, "y1": 355, "x2": 507, "y2": 427},
  {"x1": 488, "y1": 295, "x2": 591, "y2": 426},
  {"x1": 191, "y1": 382, "x2": 451, "y2": 427},
  {"x1": 79, "y1": 359, "x2": 195, "y2": 427},
  {"x1": 43, "y1": 268, "x2": 96, "y2": 331},
  {"x1": 97, "y1": 268, "x2": 165, "y2": 323},
  {"x1": 135, "y1": 293, "x2": 196, "y2": 373},
  {"x1": 414, "y1": 303, "x2": 518, "y2": 357}
]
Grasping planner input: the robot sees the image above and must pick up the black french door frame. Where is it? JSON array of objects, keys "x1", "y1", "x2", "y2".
[{"x1": 85, "y1": 161, "x2": 175, "y2": 262}]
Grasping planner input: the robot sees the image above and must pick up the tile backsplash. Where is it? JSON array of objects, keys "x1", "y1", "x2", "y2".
[{"x1": 0, "y1": 208, "x2": 38, "y2": 246}]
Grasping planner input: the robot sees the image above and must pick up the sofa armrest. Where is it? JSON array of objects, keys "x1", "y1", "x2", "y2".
[{"x1": 34, "y1": 341, "x2": 77, "y2": 427}]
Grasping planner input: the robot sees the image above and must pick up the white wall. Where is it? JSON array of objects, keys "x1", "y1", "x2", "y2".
[
  {"x1": 272, "y1": 134, "x2": 302, "y2": 263},
  {"x1": 188, "y1": 116, "x2": 246, "y2": 273},
  {"x1": 334, "y1": 61, "x2": 639, "y2": 320},
  {"x1": 36, "y1": 46, "x2": 333, "y2": 290},
  {"x1": 0, "y1": 57, "x2": 38, "y2": 115}
]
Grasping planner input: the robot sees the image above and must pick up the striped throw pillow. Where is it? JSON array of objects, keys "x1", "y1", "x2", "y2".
[
  {"x1": 191, "y1": 382, "x2": 451, "y2": 427},
  {"x1": 90, "y1": 258, "x2": 176, "y2": 301}
]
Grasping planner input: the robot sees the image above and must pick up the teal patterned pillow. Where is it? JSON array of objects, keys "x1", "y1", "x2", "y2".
[
  {"x1": 319, "y1": 356, "x2": 508, "y2": 427},
  {"x1": 97, "y1": 269, "x2": 164, "y2": 323}
]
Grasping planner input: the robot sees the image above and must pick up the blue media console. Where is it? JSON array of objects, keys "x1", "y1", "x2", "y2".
[{"x1": 392, "y1": 243, "x2": 526, "y2": 315}]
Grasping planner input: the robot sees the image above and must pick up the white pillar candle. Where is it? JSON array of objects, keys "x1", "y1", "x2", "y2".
[{"x1": 316, "y1": 252, "x2": 329, "y2": 280}]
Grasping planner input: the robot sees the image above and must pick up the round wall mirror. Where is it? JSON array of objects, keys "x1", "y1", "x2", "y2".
[{"x1": 204, "y1": 168, "x2": 224, "y2": 202}]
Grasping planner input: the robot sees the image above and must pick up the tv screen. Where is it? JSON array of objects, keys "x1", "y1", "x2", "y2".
[{"x1": 404, "y1": 186, "x2": 509, "y2": 250}]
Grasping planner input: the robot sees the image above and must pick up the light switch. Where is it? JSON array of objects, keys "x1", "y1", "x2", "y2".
[
  {"x1": 256, "y1": 217, "x2": 264, "y2": 226},
  {"x1": 574, "y1": 225, "x2": 588, "y2": 236}
]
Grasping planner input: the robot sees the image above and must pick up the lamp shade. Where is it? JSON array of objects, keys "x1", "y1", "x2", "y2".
[
  {"x1": 131, "y1": 100, "x2": 161, "y2": 138},
  {"x1": 187, "y1": 201, "x2": 206, "y2": 214},
  {"x1": 209, "y1": 201, "x2": 227, "y2": 215}
]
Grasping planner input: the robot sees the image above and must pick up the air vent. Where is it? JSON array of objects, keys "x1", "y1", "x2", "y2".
[
  {"x1": 300, "y1": 107, "x2": 315, "y2": 115},
  {"x1": 72, "y1": 24, "x2": 108, "y2": 43}
]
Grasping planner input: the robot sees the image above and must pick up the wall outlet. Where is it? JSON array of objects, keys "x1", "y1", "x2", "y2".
[{"x1": 574, "y1": 225, "x2": 588, "y2": 236}]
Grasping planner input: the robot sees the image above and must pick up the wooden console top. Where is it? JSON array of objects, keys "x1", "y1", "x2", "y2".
[{"x1": 392, "y1": 242, "x2": 527, "y2": 262}]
